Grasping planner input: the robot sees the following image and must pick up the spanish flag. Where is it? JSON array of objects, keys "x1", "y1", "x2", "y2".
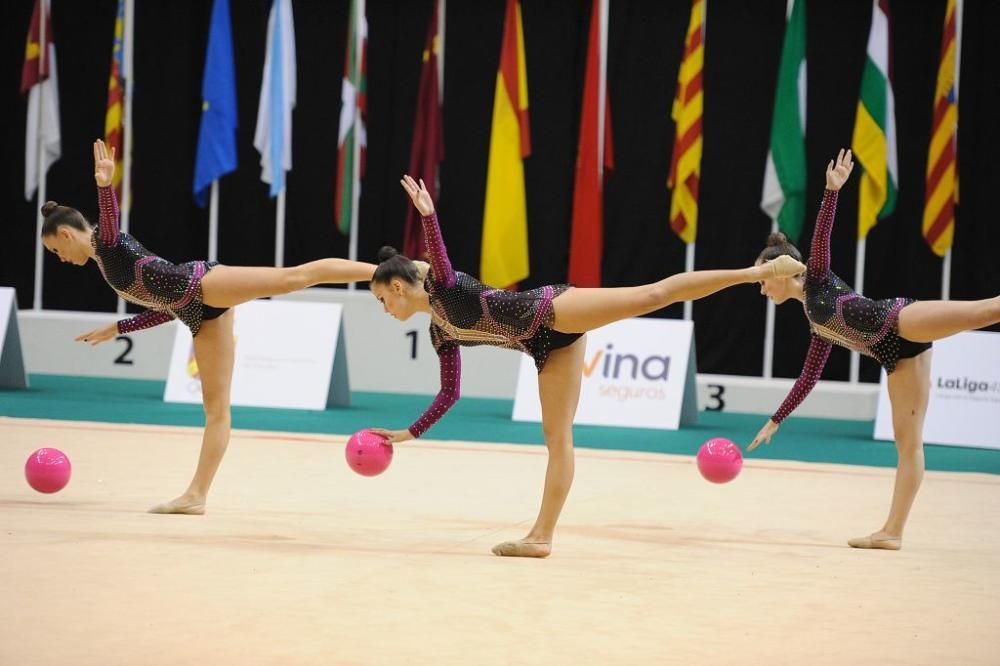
[{"x1": 480, "y1": 0, "x2": 531, "y2": 289}]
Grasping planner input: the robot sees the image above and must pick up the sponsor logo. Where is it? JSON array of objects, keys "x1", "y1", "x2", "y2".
[
  {"x1": 583, "y1": 344, "x2": 671, "y2": 381},
  {"x1": 583, "y1": 344, "x2": 672, "y2": 402},
  {"x1": 936, "y1": 376, "x2": 1000, "y2": 394}
]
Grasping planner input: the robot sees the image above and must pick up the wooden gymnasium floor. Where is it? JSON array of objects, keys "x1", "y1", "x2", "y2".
[{"x1": 2, "y1": 417, "x2": 999, "y2": 665}]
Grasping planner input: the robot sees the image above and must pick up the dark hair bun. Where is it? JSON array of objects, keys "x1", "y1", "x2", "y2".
[
  {"x1": 377, "y1": 245, "x2": 400, "y2": 263},
  {"x1": 766, "y1": 231, "x2": 789, "y2": 247},
  {"x1": 41, "y1": 201, "x2": 59, "y2": 217}
]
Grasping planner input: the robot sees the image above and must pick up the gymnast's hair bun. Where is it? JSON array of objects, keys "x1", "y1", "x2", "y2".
[{"x1": 377, "y1": 245, "x2": 400, "y2": 263}]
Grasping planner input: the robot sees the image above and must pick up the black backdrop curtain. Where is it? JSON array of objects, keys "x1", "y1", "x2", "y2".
[{"x1": 2, "y1": 0, "x2": 997, "y2": 383}]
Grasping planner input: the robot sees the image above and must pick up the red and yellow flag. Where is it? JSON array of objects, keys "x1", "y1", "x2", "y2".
[
  {"x1": 667, "y1": 0, "x2": 704, "y2": 245},
  {"x1": 403, "y1": 0, "x2": 444, "y2": 261},
  {"x1": 105, "y1": 0, "x2": 125, "y2": 200},
  {"x1": 480, "y1": 0, "x2": 531, "y2": 289},
  {"x1": 568, "y1": 0, "x2": 614, "y2": 288},
  {"x1": 922, "y1": 0, "x2": 959, "y2": 257}
]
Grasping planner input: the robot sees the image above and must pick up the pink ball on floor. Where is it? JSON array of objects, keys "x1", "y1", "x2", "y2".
[
  {"x1": 345, "y1": 430, "x2": 393, "y2": 477},
  {"x1": 25, "y1": 447, "x2": 72, "y2": 493},
  {"x1": 696, "y1": 437, "x2": 742, "y2": 484}
]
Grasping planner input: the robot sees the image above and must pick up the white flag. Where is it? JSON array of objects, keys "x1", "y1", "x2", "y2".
[
  {"x1": 22, "y1": 0, "x2": 61, "y2": 201},
  {"x1": 253, "y1": 0, "x2": 296, "y2": 197}
]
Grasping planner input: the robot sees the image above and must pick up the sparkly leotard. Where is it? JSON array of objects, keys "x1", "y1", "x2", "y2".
[
  {"x1": 771, "y1": 189, "x2": 930, "y2": 423},
  {"x1": 408, "y1": 212, "x2": 582, "y2": 437},
  {"x1": 92, "y1": 186, "x2": 221, "y2": 337}
]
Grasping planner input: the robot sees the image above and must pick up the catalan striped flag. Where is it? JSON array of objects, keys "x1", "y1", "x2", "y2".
[
  {"x1": 667, "y1": 0, "x2": 704, "y2": 245},
  {"x1": 851, "y1": 0, "x2": 897, "y2": 241},
  {"x1": 922, "y1": 0, "x2": 960, "y2": 257},
  {"x1": 105, "y1": 0, "x2": 125, "y2": 201}
]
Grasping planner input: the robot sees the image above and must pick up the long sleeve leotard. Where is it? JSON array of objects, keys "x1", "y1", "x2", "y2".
[
  {"x1": 771, "y1": 190, "x2": 921, "y2": 423},
  {"x1": 91, "y1": 186, "x2": 219, "y2": 337},
  {"x1": 407, "y1": 212, "x2": 581, "y2": 437}
]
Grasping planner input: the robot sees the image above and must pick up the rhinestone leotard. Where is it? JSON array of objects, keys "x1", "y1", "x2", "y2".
[
  {"x1": 407, "y1": 212, "x2": 582, "y2": 437},
  {"x1": 92, "y1": 186, "x2": 218, "y2": 337},
  {"x1": 772, "y1": 189, "x2": 925, "y2": 423}
]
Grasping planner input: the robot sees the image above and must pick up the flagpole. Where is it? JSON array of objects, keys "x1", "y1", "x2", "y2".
[
  {"x1": 438, "y1": 0, "x2": 446, "y2": 100},
  {"x1": 208, "y1": 180, "x2": 220, "y2": 262},
  {"x1": 32, "y1": 0, "x2": 48, "y2": 311},
  {"x1": 941, "y1": 0, "x2": 962, "y2": 302},
  {"x1": 275, "y1": 191, "x2": 285, "y2": 267},
  {"x1": 941, "y1": 250, "x2": 951, "y2": 300},
  {"x1": 850, "y1": 237, "x2": 866, "y2": 382},
  {"x1": 346, "y1": 0, "x2": 365, "y2": 288},
  {"x1": 597, "y1": 0, "x2": 607, "y2": 179},
  {"x1": 683, "y1": 242, "x2": 695, "y2": 321},
  {"x1": 763, "y1": 220, "x2": 778, "y2": 378},
  {"x1": 117, "y1": 0, "x2": 135, "y2": 315}
]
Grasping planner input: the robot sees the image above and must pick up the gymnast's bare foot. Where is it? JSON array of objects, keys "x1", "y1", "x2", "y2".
[
  {"x1": 491, "y1": 539, "x2": 552, "y2": 558},
  {"x1": 148, "y1": 494, "x2": 206, "y2": 515},
  {"x1": 847, "y1": 530, "x2": 901, "y2": 550}
]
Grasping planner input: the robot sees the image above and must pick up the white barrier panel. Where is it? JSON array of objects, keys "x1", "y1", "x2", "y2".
[
  {"x1": 277, "y1": 290, "x2": 522, "y2": 399},
  {"x1": 0, "y1": 288, "x2": 27, "y2": 389},
  {"x1": 18, "y1": 294, "x2": 885, "y2": 420},
  {"x1": 164, "y1": 300, "x2": 349, "y2": 410},
  {"x1": 874, "y1": 331, "x2": 1000, "y2": 449},
  {"x1": 19, "y1": 309, "x2": 177, "y2": 380},
  {"x1": 512, "y1": 318, "x2": 697, "y2": 429}
]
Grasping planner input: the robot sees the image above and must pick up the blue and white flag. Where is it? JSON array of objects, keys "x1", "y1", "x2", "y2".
[{"x1": 253, "y1": 0, "x2": 296, "y2": 198}]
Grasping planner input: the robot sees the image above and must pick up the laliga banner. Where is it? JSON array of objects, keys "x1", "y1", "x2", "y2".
[
  {"x1": 512, "y1": 318, "x2": 697, "y2": 429},
  {"x1": 164, "y1": 300, "x2": 349, "y2": 410},
  {"x1": 874, "y1": 331, "x2": 1000, "y2": 449}
]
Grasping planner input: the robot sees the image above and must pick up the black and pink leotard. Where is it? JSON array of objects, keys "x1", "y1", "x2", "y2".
[
  {"x1": 408, "y1": 212, "x2": 582, "y2": 437},
  {"x1": 771, "y1": 189, "x2": 930, "y2": 423},
  {"x1": 91, "y1": 186, "x2": 220, "y2": 337}
]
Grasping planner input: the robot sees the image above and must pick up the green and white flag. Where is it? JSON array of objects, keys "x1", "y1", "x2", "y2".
[
  {"x1": 336, "y1": 0, "x2": 367, "y2": 238},
  {"x1": 852, "y1": 0, "x2": 898, "y2": 241},
  {"x1": 761, "y1": 0, "x2": 806, "y2": 242}
]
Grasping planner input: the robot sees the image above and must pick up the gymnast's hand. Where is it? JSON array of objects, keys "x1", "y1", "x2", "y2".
[
  {"x1": 825, "y1": 148, "x2": 854, "y2": 191},
  {"x1": 94, "y1": 139, "x2": 116, "y2": 188},
  {"x1": 75, "y1": 322, "x2": 119, "y2": 346},
  {"x1": 747, "y1": 419, "x2": 779, "y2": 452},
  {"x1": 400, "y1": 175, "x2": 435, "y2": 217},
  {"x1": 368, "y1": 428, "x2": 415, "y2": 444}
]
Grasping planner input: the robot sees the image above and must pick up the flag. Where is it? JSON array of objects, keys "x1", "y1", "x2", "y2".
[
  {"x1": 922, "y1": 0, "x2": 960, "y2": 257},
  {"x1": 667, "y1": 0, "x2": 704, "y2": 245},
  {"x1": 254, "y1": 0, "x2": 296, "y2": 198},
  {"x1": 567, "y1": 0, "x2": 614, "y2": 288},
  {"x1": 193, "y1": 0, "x2": 238, "y2": 208},
  {"x1": 761, "y1": 0, "x2": 807, "y2": 243},
  {"x1": 480, "y1": 0, "x2": 531, "y2": 289},
  {"x1": 105, "y1": 0, "x2": 125, "y2": 201},
  {"x1": 21, "y1": 0, "x2": 61, "y2": 202},
  {"x1": 851, "y1": 0, "x2": 897, "y2": 240},
  {"x1": 335, "y1": 0, "x2": 368, "y2": 235},
  {"x1": 402, "y1": 0, "x2": 444, "y2": 260}
]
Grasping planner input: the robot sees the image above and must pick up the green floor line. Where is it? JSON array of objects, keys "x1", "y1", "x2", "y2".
[{"x1": 1, "y1": 374, "x2": 998, "y2": 474}]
